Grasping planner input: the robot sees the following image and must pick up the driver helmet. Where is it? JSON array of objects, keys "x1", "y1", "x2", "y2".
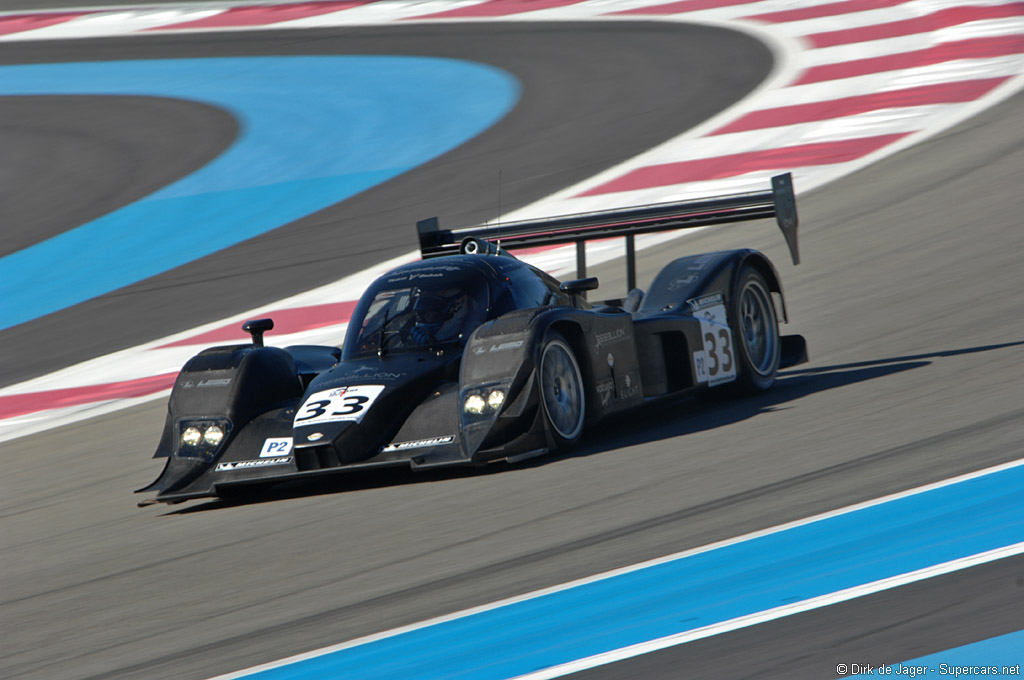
[{"x1": 411, "y1": 287, "x2": 465, "y2": 344}]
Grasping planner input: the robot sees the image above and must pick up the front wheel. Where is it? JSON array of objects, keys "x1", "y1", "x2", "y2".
[
  {"x1": 539, "y1": 332, "x2": 586, "y2": 449},
  {"x1": 730, "y1": 267, "x2": 781, "y2": 394}
]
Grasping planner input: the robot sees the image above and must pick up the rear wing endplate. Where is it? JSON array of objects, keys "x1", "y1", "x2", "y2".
[{"x1": 417, "y1": 173, "x2": 798, "y2": 290}]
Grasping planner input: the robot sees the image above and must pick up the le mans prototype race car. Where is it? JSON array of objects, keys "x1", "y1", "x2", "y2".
[{"x1": 139, "y1": 174, "x2": 807, "y2": 505}]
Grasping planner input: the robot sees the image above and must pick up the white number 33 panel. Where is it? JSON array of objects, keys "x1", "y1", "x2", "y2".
[
  {"x1": 692, "y1": 300, "x2": 737, "y2": 387},
  {"x1": 294, "y1": 385, "x2": 385, "y2": 426}
]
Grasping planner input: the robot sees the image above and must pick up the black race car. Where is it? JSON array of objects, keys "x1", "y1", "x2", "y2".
[{"x1": 138, "y1": 174, "x2": 807, "y2": 505}]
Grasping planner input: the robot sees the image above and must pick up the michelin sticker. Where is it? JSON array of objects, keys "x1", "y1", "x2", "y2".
[
  {"x1": 294, "y1": 385, "x2": 385, "y2": 427},
  {"x1": 381, "y1": 435, "x2": 455, "y2": 453},
  {"x1": 216, "y1": 456, "x2": 293, "y2": 471},
  {"x1": 688, "y1": 294, "x2": 737, "y2": 386},
  {"x1": 259, "y1": 437, "x2": 293, "y2": 457}
]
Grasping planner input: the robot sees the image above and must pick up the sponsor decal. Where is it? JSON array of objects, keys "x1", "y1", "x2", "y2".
[
  {"x1": 307, "y1": 432, "x2": 324, "y2": 441},
  {"x1": 216, "y1": 456, "x2": 293, "y2": 471},
  {"x1": 620, "y1": 372, "x2": 641, "y2": 400},
  {"x1": 350, "y1": 366, "x2": 403, "y2": 380},
  {"x1": 180, "y1": 377, "x2": 232, "y2": 388},
  {"x1": 594, "y1": 328, "x2": 627, "y2": 350},
  {"x1": 260, "y1": 437, "x2": 293, "y2": 457},
  {"x1": 294, "y1": 384, "x2": 386, "y2": 427},
  {"x1": 687, "y1": 292, "x2": 724, "y2": 312},
  {"x1": 473, "y1": 346, "x2": 487, "y2": 355},
  {"x1": 489, "y1": 340, "x2": 524, "y2": 352},
  {"x1": 197, "y1": 378, "x2": 231, "y2": 388},
  {"x1": 685, "y1": 255, "x2": 715, "y2": 271},
  {"x1": 596, "y1": 380, "x2": 615, "y2": 407},
  {"x1": 668, "y1": 275, "x2": 697, "y2": 291},
  {"x1": 380, "y1": 435, "x2": 455, "y2": 453}
]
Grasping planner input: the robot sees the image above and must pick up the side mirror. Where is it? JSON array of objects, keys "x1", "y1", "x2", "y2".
[
  {"x1": 559, "y1": 277, "x2": 599, "y2": 306},
  {"x1": 241, "y1": 318, "x2": 274, "y2": 347},
  {"x1": 559, "y1": 277, "x2": 599, "y2": 295}
]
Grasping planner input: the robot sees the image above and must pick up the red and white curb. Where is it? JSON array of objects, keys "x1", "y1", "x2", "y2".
[{"x1": 1, "y1": 0, "x2": 1022, "y2": 442}]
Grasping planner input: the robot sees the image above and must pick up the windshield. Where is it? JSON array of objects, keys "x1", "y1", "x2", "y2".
[{"x1": 346, "y1": 277, "x2": 489, "y2": 357}]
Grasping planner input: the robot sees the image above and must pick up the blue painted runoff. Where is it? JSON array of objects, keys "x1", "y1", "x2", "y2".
[
  {"x1": 0, "y1": 57, "x2": 520, "y2": 330},
  {"x1": 847, "y1": 629, "x2": 1024, "y2": 677},
  {"x1": 241, "y1": 463, "x2": 1024, "y2": 679}
]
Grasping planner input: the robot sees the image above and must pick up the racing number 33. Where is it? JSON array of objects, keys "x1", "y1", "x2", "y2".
[
  {"x1": 693, "y1": 301, "x2": 738, "y2": 386},
  {"x1": 704, "y1": 327, "x2": 734, "y2": 378},
  {"x1": 294, "y1": 385, "x2": 385, "y2": 426}
]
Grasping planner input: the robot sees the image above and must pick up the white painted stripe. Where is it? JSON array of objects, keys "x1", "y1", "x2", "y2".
[
  {"x1": 207, "y1": 456, "x2": 1024, "y2": 680},
  {"x1": 749, "y1": 0, "x2": 1024, "y2": 36},
  {"x1": 753, "y1": 57, "x2": 1024, "y2": 108},
  {"x1": 511, "y1": 542, "x2": 1024, "y2": 680},
  {"x1": 0, "y1": 9, "x2": 223, "y2": 41},
  {"x1": 595, "y1": 103, "x2": 951, "y2": 166},
  {"x1": 274, "y1": 0, "x2": 440, "y2": 27},
  {"x1": 620, "y1": 0, "x2": 845, "y2": 22},
  {"x1": 802, "y1": 18, "x2": 1024, "y2": 66}
]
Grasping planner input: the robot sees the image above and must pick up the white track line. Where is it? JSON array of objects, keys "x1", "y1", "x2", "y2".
[
  {"x1": 511, "y1": 542, "x2": 1024, "y2": 679},
  {"x1": 208, "y1": 456, "x2": 1024, "y2": 679}
]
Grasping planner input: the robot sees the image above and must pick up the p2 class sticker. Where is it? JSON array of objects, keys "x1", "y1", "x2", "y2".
[
  {"x1": 294, "y1": 385, "x2": 386, "y2": 427},
  {"x1": 689, "y1": 295, "x2": 737, "y2": 387},
  {"x1": 259, "y1": 437, "x2": 293, "y2": 457}
]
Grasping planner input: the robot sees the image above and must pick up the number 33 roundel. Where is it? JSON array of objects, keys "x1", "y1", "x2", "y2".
[{"x1": 294, "y1": 385, "x2": 386, "y2": 426}]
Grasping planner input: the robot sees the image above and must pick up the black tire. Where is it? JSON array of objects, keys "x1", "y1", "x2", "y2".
[
  {"x1": 539, "y1": 331, "x2": 586, "y2": 449},
  {"x1": 729, "y1": 266, "x2": 781, "y2": 394}
]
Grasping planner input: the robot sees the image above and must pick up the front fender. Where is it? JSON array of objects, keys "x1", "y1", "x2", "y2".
[
  {"x1": 140, "y1": 344, "x2": 302, "y2": 495},
  {"x1": 459, "y1": 305, "x2": 640, "y2": 459}
]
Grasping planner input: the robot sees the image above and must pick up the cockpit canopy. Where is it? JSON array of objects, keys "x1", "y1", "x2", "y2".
[{"x1": 343, "y1": 261, "x2": 491, "y2": 359}]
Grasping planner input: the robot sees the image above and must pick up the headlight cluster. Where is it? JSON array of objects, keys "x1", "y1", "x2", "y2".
[
  {"x1": 178, "y1": 421, "x2": 230, "y2": 455},
  {"x1": 463, "y1": 388, "x2": 505, "y2": 416}
]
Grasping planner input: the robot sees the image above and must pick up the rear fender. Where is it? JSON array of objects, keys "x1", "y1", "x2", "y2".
[{"x1": 641, "y1": 250, "x2": 787, "y2": 322}]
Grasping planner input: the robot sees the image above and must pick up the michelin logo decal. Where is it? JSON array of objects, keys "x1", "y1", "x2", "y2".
[{"x1": 381, "y1": 435, "x2": 455, "y2": 453}]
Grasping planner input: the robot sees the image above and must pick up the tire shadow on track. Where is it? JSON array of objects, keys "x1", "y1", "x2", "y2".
[
  {"x1": 159, "y1": 339, "x2": 1022, "y2": 514},
  {"x1": 573, "y1": 339, "x2": 1024, "y2": 457}
]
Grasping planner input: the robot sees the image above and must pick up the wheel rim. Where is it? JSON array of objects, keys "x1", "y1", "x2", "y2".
[
  {"x1": 739, "y1": 279, "x2": 778, "y2": 376},
  {"x1": 540, "y1": 340, "x2": 584, "y2": 441}
]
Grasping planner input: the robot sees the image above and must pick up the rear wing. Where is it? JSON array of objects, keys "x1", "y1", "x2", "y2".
[{"x1": 417, "y1": 173, "x2": 798, "y2": 291}]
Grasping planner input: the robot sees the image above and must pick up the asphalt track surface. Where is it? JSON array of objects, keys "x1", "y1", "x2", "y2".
[{"x1": 2, "y1": 18, "x2": 1024, "y2": 680}]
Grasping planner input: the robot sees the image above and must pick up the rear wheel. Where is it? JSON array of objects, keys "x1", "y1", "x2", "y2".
[
  {"x1": 731, "y1": 267, "x2": 781, "y2": 393},
  {"x1": 539, "y1": 332, "x2": 586, "y2": 448}
]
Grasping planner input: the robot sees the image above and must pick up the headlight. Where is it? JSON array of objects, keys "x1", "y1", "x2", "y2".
[
  {"x1": 181, "y1": 427, "x2": 202, "y2": 446},
  {"x1": 464, "y1": 394, "x2": 486, "y2": 415},
  {"x1": 203, "y1": 425, "x2": 225, "y2": 446},
  {"x1": 487, "y1": 390, "x2": 505, "y2": 410}
]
